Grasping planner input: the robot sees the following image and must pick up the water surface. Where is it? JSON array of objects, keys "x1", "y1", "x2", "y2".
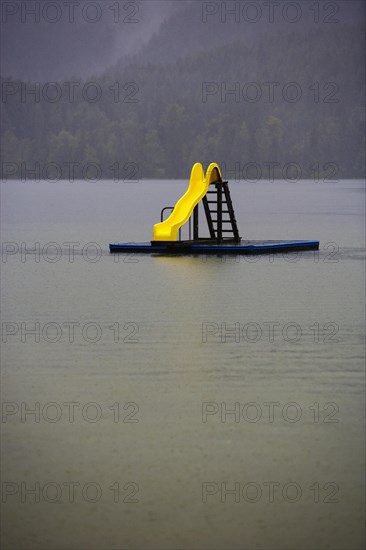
[{"x1": 1, "y1": 180, "x2": 365, "y2": 549}]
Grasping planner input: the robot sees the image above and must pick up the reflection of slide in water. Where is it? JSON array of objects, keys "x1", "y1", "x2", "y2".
[{"x1": 153, "y1": 162, "x2": 222, "y2": 241}]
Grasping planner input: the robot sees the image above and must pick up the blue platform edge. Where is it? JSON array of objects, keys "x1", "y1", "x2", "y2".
[{"x1": 109, "y1": 240, "x2": 320, "y2": 254}]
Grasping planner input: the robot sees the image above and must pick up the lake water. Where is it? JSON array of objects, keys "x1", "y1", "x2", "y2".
[{"x1": 1, "y1": 179, "x2": 365, "y2": 550}]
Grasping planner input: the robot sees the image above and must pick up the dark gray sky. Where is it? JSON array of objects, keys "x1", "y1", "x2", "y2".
[
  {"x1": 0, "y1": 1, "x2": 364, "y2": 80},
  {"x1": 0, "y1": 0, "x2": 185, "y2": 80}
]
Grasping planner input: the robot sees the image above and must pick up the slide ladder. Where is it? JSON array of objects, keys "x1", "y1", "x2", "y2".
[{"x1": 202, "y1": 179, "x2": 240, "y2": 243}]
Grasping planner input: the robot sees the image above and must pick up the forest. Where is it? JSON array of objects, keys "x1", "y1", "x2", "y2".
[{"x1": 1, "y1": 15, "x2": 364, "y2": 180}]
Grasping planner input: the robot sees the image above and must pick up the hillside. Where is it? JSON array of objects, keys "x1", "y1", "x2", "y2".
[{"x1": 1, "y1": 7, "x2": 365, "y2": 179}]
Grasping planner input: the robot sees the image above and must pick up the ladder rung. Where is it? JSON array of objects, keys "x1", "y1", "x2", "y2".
[{"x1": 209, "y1": 210, "x2": 229, "y2": 214}]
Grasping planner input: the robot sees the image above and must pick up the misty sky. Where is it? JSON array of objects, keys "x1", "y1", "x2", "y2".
[
  {"x1": 0, "y1": 0, "x2": 185, "y2": 80},
  {"x1": 1, "y1": 0, "x2": 364, "y2": 81}
]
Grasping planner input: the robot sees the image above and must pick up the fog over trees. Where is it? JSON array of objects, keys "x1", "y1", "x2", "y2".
[{"x1": 1, "y1": 1, "x2": 365, "y2": 179}]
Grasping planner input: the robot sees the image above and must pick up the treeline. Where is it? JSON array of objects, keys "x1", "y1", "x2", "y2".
[{"x1": 1, "y1": 24, "x2": 364, "y2": 179}]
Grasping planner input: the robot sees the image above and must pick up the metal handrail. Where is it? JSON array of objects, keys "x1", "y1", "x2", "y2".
[{"x1": 160, "y1": 206, "x2": 184, "y2": 241}]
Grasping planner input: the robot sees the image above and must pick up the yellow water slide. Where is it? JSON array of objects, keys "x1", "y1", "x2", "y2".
[{"x1": 153, "y1": 162, "x2": 222, "y2": 241}]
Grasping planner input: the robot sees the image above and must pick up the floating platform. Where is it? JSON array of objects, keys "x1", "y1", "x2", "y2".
[
  {"x1": 110, "y1": 163, "x2": 319, "y2": 257},
  {"x1": 109, "y1": 240, "x2": 319, "y2": 255}
]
